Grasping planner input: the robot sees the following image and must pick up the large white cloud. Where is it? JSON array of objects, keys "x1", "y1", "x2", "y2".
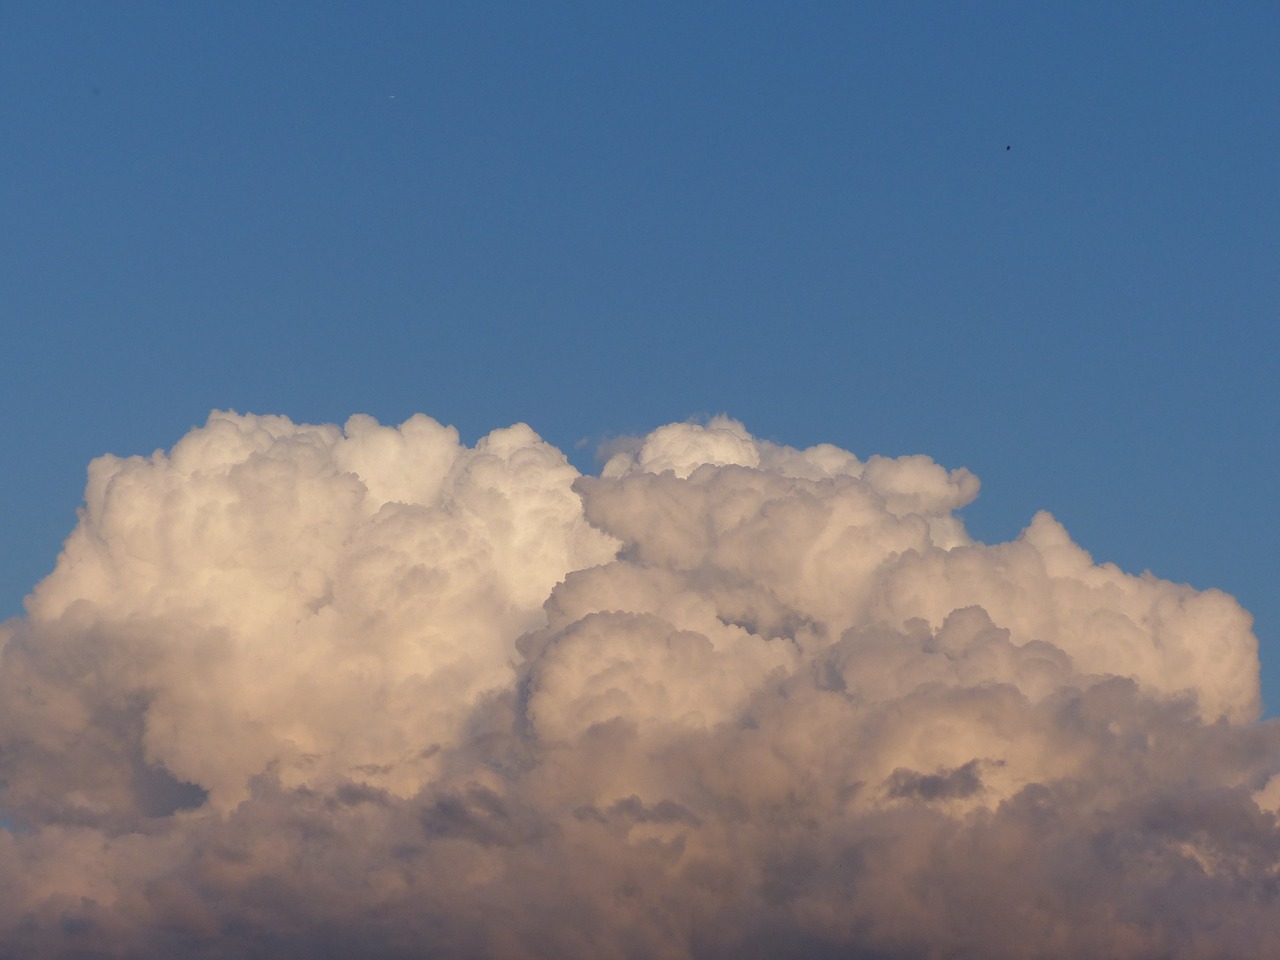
[
  {"x1": 1, "y1": 411, "x2": 1277, "y2": 958},
  {"x1": 6, "y1": 411, "x2": 617, "y2": 814}
]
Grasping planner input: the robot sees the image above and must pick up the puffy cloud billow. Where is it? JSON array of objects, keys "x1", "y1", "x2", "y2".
[{"x1": 2, "y1": 410, "x2": 1279, "y2": 958}]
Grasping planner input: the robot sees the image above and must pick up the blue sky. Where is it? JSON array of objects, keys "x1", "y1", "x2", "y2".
[{"x1": 3, "y1": 3, "x2": 1277, "y2": 707}]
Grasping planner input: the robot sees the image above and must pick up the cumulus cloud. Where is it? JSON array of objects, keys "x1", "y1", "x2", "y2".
[{"x1": 1, "y1": 410, "x2": 1278, "y2": 958}]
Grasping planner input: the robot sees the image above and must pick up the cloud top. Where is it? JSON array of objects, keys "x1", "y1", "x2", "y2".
[{"x1": 0, "y1": 411, "x2": 1276, "y2": 958}]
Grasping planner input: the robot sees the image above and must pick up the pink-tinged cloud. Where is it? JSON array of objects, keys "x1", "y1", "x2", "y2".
[{"x1": 1, "y1": 411, "x2": 1277, "y2": 958}]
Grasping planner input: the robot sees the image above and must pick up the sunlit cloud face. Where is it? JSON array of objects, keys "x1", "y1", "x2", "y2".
[{"x1": 1, "y1": 411, "x2": 1278, "y2": 958}]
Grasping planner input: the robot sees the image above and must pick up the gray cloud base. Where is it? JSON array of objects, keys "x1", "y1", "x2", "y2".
[{"x1": 1, "y1": 411, "x2": 1278, "y2": 958}]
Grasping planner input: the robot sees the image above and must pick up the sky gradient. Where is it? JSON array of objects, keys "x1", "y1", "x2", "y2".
[
  {"x1": 3, "y1": 5, "x2": 1280, "y2": 954},
  {"x1": 4, "y1": 6, "x2": 1276, "y2": 694}
]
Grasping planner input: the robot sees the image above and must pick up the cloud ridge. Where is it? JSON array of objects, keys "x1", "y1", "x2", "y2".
[{"x1": 0, "y1": 411, "x2": 1277, "y2": 958}]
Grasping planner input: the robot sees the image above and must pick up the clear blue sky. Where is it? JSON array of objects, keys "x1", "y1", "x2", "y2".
[{"x1": 3, "y1": 3, "x2": 1277, "y2": 706}]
